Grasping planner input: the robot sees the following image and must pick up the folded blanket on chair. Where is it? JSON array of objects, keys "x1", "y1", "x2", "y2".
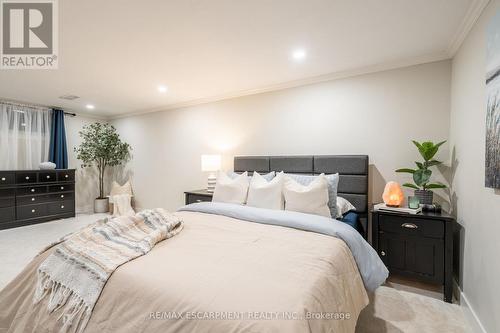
[
  {"x1": 112, "y1": 193, "x2": 135, "y2": 217},
  {"x1": 33, "y1": 209, "x2": 184, "y2": 333}
]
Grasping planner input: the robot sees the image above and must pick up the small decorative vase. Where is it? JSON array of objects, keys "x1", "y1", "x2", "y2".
[
  {"x1": 94, "y1": 198, "x2": 109, "y2": 213},
  {"x1": 414, "y1": 190, "x2": 433, "y2": 205}
]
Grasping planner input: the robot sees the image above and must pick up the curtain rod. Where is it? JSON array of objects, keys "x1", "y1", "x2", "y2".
[{"x1": 0, "y1": 99, "x2": 76, "y2": 117}]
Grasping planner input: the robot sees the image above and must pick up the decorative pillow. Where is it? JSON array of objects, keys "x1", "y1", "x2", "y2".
[
  {"x1": 212, "y1": 171, "x2": 249, "y2": 205},
  {"x1": 110, "y1": 180, "x2": 133, "y2": 196},
  {"x1": 286, "y1": 173, "x2": 339, "y2": 218},
  {"x1": 336, "y1": 196, "x2": 356, "y2": 218},
  {"x1": 228, "y1": 171, "x2": 275, "y2": 182},
  {"x1": 109, "y1": 180, "x2": 133, "y2": 204},
  {"x1": 283, "y1": 174, "x2": 331, "y2": 218},
  {"x1": 246, "y1": 171, "x2": 284, "y2": 210}
]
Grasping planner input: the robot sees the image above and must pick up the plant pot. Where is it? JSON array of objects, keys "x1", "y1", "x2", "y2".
[
  {"x1": 414, "y1": 190, "x2": 433, "y2": 205},
  {"x1": 94, "y1": 198, "x2": 109, "y2": 213}
]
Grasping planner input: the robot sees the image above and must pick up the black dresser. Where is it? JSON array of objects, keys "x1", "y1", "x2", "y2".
[
  {"x1": 0, "y1": 169, "x2": 76, "y2": 230},
  {"x1": 371, "y1": 209, "x2": 455, "y2": 302}
]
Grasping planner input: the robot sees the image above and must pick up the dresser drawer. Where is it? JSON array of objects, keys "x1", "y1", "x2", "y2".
[
  {"x1": 57, "y1": 170, "x2": 75, "y2": 182},
  {"x1": 0, "y1": 188, "x2": 15, "y2": 207},
  {"x1": 0, "y1": 207, "x2": 15, "y2": 223},
  {"x1": 48, "y1": 184, "x2": 74, "y2": 193},
  {"x1": 186, "y1": 194, "x2": 212, "y2": 204},
  {"x1": 17, "y1": 194, "x2": 51, "y2": 205},
  {"x1": 0, "y1": 172, "x2": 15, "y2": 186},
  {"x1": 379, "y1": 214, "x2": 444, "y2": 239},
  {"x1": 49, "y1": 192, "x2": 74, "y2": 201},
  {"x1": 0, "y1": 188, "x2": 15, "y2": 198},
  {"x1": 47, "y1": 200, "x2": 74, "y2": 215},
  {"x1": 0, "y1": 196, "x2": 15, "y2": 208},
  {"x1": 16, "y1": 172, "x2": 37, "y2": 184},
  {"x1": 16, "y1": 185, "x2": 47, "y2": 195},
  {"x1": 39, "y1": 171, "x2": 57, "y2": 182},
  {"x1": 17, "y1": 204, "x2": 47, "y2": 220}
]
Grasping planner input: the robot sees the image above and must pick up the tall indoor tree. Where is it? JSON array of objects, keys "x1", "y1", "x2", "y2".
[{"x1": 75, "y1": 123, "x2": 131, "y2": 212}]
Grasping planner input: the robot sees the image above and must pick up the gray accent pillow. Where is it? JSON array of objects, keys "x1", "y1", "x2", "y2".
[
  {"x1": 286, "y1": 173, "x2": 340, "y2": 218},
  {"x1": 228, "y1": 171, "x2": 275, "y2": 182}
]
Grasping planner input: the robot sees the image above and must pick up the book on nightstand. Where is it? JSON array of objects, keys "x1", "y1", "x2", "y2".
[{"x1": 373, "y1": 203, "x2": 422, "y2": 215}]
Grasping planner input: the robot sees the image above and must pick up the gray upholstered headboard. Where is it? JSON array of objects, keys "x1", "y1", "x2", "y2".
[{"x1": 234, "y1": 155, "x2": 369, "y2": 236}]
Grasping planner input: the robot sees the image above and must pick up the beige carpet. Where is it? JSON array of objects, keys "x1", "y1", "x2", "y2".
[
  {"x1": 356, "y1": 286, "x2": 469, "y2": 333},
  {"x1": 0, "y1": 214, "x2": 470, "y2": 332}
]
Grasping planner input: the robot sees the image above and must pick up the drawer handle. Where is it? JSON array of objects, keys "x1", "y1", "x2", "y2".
[
  {"x1": 25, "y1": 176, "x2": 30, "y2": 180},
  {"x1": 401, "y1": 223, "x2": 418, "y2": 229},
  {"x1": 31, "y1": 197, "x2": 35, "y2": 201},
  {"x1": 31, "y1": 188, "x2": 35, "y2": 192},
  {"x1": 61, "y1": 205, "x2": 65, "y2": 209},
  {"x1": 1, "y1": 177, "x2": 5, "y2": 181},
  {"x1": 61, "y1": 194, "x2": 64, "y2": 198},
  {"x1": 381, "y1": 251, "x2": 386, "y2": 256},
  {"x1": 31, "y1": 209, "x2": 36, "y2": 213},
  {"x1": 46, "y1": 175, "x2": 50, "y2": 179},
  {"x1": 60, "y1": 186, "x2": 64, "y2": 190},
  {"x1": 196, "y1": 199, "x2": 202, "y2": 203},
  {"x1": 65, "y1": 174, "x2": 69, "y2": 178}
]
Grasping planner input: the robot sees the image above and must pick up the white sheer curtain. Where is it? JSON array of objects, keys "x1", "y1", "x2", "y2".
[{"x1": 0, "y1": 102, "x2": 52, "y2": 170}]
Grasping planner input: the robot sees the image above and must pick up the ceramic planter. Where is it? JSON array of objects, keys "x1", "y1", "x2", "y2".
[
  {"x1": 414, "y1": 190, "x2": 433, "y2": 205},
  {"x1": 94, "y1": 198, "x2": 109, "y2": 213}
]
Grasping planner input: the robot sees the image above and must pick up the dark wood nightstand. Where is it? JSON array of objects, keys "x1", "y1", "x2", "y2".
[
  {"x1": 184, "y1": 189, "x2": 213, "y2": 205},
  {"x1": 371, "y1": 209, "x2": 455, "y2": 303}
]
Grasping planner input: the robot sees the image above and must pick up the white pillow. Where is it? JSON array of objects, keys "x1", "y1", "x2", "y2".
[
  {"x1": 336, "y1": 196, "x2": 356, "y2": 218},
  {"x1": 228, "y1": 171, "x2": 275, "y2": 182},
  {"x1": 247, "y1": 171, "x2": 284, "y2": 210},
  {"x1": 212, "y1": 171, "x2": 249, "y2": 205},
  {"x1": 283, "y1": 174, "x2": 331, "y2": 218}
]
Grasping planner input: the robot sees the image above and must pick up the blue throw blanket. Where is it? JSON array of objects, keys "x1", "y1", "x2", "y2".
[{"x1": 178, "y1": 202, "x2": 388, "y2": 292}]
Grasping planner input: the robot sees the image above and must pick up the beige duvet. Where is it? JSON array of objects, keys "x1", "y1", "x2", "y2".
[{"x1": 0, "y1": 211, "x2": 368, "y2": 333}]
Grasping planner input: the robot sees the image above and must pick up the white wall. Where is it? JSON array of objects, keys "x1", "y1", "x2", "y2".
[
  {"x1": 110, "y1": 60, "x2": 452, "y2": 212},
  {"x1": 450, "y1": 1, "x2": 500, "y2": 332}
]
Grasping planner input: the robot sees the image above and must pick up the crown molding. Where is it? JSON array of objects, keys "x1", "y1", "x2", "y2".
[
  {"x1": 447, "y1": 0, "x2": 491, "y2": 57},
  {"x1": 109, "y1": 52, "x2": 450, "y2": 120}
]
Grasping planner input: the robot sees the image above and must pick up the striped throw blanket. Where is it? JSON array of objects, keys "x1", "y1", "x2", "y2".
[{"x1": 33, "y1": 209, "x2": 183, "y2": 333}]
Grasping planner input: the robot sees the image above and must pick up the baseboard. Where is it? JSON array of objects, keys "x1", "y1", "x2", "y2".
[{"x1": 459, "y1": 287, "x2": 488, "y2": 333}]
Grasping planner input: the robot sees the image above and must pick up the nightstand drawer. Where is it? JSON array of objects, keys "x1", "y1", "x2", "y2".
[
  {"x1": 186, "y1": 194, "x2": 212, "y2": 204},
  {"x1": 379, "y1": 214, "x2": 444, "y2": 239}
]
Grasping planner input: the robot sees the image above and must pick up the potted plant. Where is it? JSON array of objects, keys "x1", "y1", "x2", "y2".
[
  {"x1": 75, "y1": 123, "x2": 131, "y2": 213},
  {"x1": 395, "y1": 140, "x2": 447, "y2": 205}
]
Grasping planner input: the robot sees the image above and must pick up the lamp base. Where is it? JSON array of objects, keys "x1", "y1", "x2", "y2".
[{"x1": 207, "y1": 173, "x2": 217, "y2": 193}]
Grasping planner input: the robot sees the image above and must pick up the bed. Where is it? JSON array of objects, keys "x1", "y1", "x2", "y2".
[{"x1": 0, "y1": 155, "x2": 387, "y2": 333}]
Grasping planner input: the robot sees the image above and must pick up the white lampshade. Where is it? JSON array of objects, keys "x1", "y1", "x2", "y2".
[{"x1": 201, "y1": 154, "x2": 221, "y2": 172}]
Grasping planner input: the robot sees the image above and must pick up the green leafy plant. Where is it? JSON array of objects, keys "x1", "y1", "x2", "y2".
[
  {"x1": 74, "y1": 123, "x2": 131, "y2": 199},
  {"x1": 396, "y1": 140, "x2": 447, "y2": 191}
]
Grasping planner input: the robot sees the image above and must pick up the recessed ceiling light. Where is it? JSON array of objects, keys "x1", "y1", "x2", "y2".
[
  {"x1": 158, "y1": 85, "x2": 168, "y2": 93},
  {"x1": 59, "y1": 95, "x2": 80, "y2": 100},
  {"x1": 292, "y1": 49, "x2": 306, "y2": 61},
  {"x1": 86, "y1": 104, "x2": 95, "y2": 110}
]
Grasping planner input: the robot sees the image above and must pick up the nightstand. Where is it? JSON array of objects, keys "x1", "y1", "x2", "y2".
[
  {"x1": 184, "y1": 189, "x2": 213, "y2": 205},
  {"x1": 371, "y1": 209, "x2": 455, "y2": 303}
]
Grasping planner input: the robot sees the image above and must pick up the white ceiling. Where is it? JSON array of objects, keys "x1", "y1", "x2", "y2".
[{"x1": 0, "y1": 0, "x2": 487, "y2": 118}]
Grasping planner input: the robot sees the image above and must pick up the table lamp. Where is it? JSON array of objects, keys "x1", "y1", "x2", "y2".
[
  {"x1": 382, "y1": 181, "x2": 404, "y2": 207},
  {"x1": 201, "y1": 154, "x2": 221, "y2": 192}
]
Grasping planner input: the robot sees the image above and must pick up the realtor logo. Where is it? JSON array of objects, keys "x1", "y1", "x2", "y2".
[{"x1": 1, "y1": 0, "x2": 58, "y2": 69}]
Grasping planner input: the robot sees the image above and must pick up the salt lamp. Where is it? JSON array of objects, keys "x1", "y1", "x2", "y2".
[{"x1": 382, "y1": 181, "x2": 404, "y2": 207}]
